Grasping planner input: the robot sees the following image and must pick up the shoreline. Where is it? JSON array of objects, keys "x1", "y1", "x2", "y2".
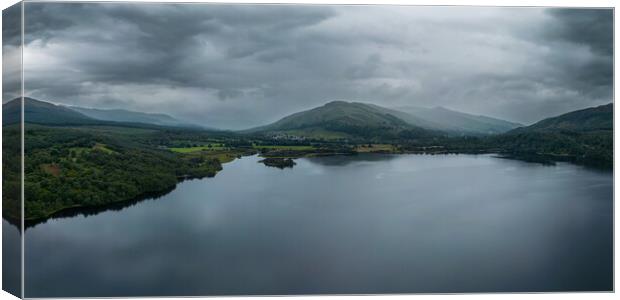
[
  {"x1": 11, "y1": 153, "x2": 249, "y2": 230},
  {"x1": 7, "y1": 150, "x2": 611, "y2": 230}
]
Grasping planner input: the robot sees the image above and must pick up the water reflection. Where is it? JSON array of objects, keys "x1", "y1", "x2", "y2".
[
  {"x1": 21, "y1": 154, "x2": 613, "y2": 297},
  {"x1": 21, "y1": 186, "x2": 177, "y2": 230},
  {"x1": 305, "y1": 153, "x2": 398, "y2": 166},
  {"x1": 18, "y1": 154, "x2": 398, "y2": 229}
]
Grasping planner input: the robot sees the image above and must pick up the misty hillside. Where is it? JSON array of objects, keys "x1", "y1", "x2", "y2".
[
  {"x1": 70, "y1": 106, "x2": 198, "y2": 128},
  {"x1": 2, "y1": 97, "x2": 202, "y2": 129},
  {"x1": 3, "y1": 97, "x2": 99, "y2": 125},
  {"x1": 509, "y1": 103, "x2": 612, "y2": 133},
  {"x1": 495, "y1": 103, "x2": 613, "y2": 169},
  {"x1": 394, "y1": 106, "x2": 522, "y2": 135},
  {"x1": 247, "y1": 101, "x2": 435, "y2": 139},
  {"x1": 247, "y1": 100, "x2": 523, "y2": 139}
]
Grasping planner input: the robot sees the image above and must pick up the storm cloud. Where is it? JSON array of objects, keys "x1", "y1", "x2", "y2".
[{"x1": 4, "y1": 3, "x2": 613, "y2": 129}]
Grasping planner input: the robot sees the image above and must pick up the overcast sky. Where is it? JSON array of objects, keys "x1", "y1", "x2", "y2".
[{"x1": 2, "y1": 3, "x2": 613, "y2": 129}]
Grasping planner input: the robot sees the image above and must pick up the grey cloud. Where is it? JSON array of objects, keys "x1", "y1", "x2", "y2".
[
  {"x1": 546, "y1": 9, "x2": 613, "y2": 56},
  {"x1": 21, "y1": 3, "x2": 336, "y2": 95},
  {"x1": 346, "y1": 53, "x2": 383, "y2": 79},
  {"x1": 3, "y1": 3, "x2": 22, "y2": 101},
  {"x1": 22, "y1": 3, "x2": 74, "y2": 45},
  {"x1": 11, "y1": 4, "x2": 614, "y2": 129},
  {"x1": 217, "y1": 89, "x2": 244, "y2": 100},
  {"x1": 540, "y1": 8, "x2": 613, "y2": 100},
  {"x1": 2, "y1": 3, "x2": 21, "y2": 48}
]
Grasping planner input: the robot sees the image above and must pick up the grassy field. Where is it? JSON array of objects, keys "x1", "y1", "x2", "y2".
[
  {"x1": 209, "y1": 152, "x2": 238, "y2": 164},
  {"x1": 179, "y1": 148, "x2": 254, "y2": 165},
  {"x1": 169, "y1": 143, "x2": 227, "y2": 153},
  {"x1": 93, "y1": 143, "x2": 116, "y2": 154},
  {"x1": 355, "y1": 144, "x2": 397, "y2": 153},
  {"x1": 70, "y1": 143, "x2": 116, "y2": 156}
]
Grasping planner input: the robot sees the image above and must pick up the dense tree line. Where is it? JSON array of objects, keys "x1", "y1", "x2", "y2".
[
  {"x1": 3, "y1": 125, "x2": 21, "y2": 222},
  {"x1": 490, "y1": 130, "x2": 612, "y2": 169},
  {"x1": 22, "y1": 126, "x2": 226, "y2": 220},
  {"x1": 10, "y1": 119, "x2": 612, "y2": 222}
]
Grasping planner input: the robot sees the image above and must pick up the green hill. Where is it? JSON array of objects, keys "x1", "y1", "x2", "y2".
[
  {"x1": 3, "y1": 97, "x2": 205, "y2": 129},
  {"x1": 247, "y1": 101, "x2": 437, "y2": 140},
  {"x1": 495, "y1": 103, "x2": 613, "y2": 169},
  {"x1": 3, "y1": 97, "x2": 98, "y2": 125},
  {"x1": 248, "y1": 101, "x2": 521, "y2": 140},
  {"x1": 511, "y1": 103, "x2": 612, "y2": 133},
  {"x1": 393, "y1": 106, "x2": 522, "y2": 135},
  {"x1": 70, "y1": 106, "x2": 200, "y2": 128}
]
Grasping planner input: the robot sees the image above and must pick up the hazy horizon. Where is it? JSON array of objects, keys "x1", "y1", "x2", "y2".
[{"x1": 2, "y1": 4, "x2": 613, "y2": 129}]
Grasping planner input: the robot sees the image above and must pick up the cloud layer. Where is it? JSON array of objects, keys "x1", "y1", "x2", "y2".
[{"x1": 4, "y1": 3, "x2": 613, "y2": 129}]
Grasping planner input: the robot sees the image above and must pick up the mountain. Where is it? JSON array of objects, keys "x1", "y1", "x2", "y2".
[
  {"x1": 496, "y1": 103, "x2": 613, "y2": 169},
  {"x1": 393, "y1": 105, "x2": 522, "y2": 135},
  {"x1": 3, "y1": 97, "x2": 99, "y2": 125},
  {"x1": 3, "y1": 97, "x2": 203, "y2": 129},
  {"x1": 509, "y1": 103, "x2": 612, "y2": 133},
  {"x1": 70, "y1": 106, "x2": 199, "y2": 128},
  {"x1": 247, "y1": 100, "x2": 522, "y2": 139},
  {"x1": 247, "y1": 101, "x2": 436, "y2": 140}
]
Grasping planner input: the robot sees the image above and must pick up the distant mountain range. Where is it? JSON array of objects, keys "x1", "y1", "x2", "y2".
[
  {"x1": 2, "y1": 97, "x2": 201, "y2": 129},
  {"x1": 247, "y1": 100, "x2": 522, "y2": 139},
  {"x1": 3, "y1": 98, "x2": 612, "y2": 142},
  {"x1": 392, "y1": 105, "x2": 522, "y2": 135},
  {"x1": 70, "y1": 106, "x2": 198, "y2": 128},
  {"x1": 3, "y1": 97, "x2": 100, "y2": 125},
  {"x1": 493, "y1": 103, "x2": 612, "y2": 168},
  {"x1": 509, "y1": 103, "x2": 612, "y2": 133},
  {"x1": 246, "y1": 101, "x2": 434, "y2": 139}
]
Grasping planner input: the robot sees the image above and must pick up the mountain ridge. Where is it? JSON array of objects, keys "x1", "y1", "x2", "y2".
[
  {"x1": 4, "y1": 97, "x2": 611, "y2": 140},
  {"x1": 393, "y1": 105, "x2": 522, "y2": 135},
  {"x1": 494, "y1": 102, "x2": 612, "y2": 169},
  {"x1": 509, "y1": 103, "x2": 612, "y2": 133},
  {"x1": 246, "y1": 100, "x2": 523, "y2": 139},
  {"x1": 69, "y1": 105, "x2": 201, "y2": 129},
  {"x1": 3, "y1": 97, "x2": 100, "y2": 125},
  {"x1": 2, "y1": 97, "x2": 204, "y2": 129},
  {"x1": 245, "y1": 100, "x2": 437, "y2": 140}
]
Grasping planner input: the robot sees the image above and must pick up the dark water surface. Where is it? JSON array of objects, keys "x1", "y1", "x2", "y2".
[{"x1": 19, "y1": 154, "x2": 613, "y2": 297}]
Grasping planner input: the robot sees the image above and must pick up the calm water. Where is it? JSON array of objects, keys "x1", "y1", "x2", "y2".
[{"x1": 15, "y1": 154, "x2": 613, "y2": 297}]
